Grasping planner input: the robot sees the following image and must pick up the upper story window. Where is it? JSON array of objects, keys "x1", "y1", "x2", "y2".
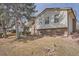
[
  {"x1": 39, "y1": 21, "x2": 42, "y2": 24},
  {"x1": 39, "y1": 18, "x2": 42, "y2": 24},
  {"x1": 54, "y1": 14, "x2": 59, "y2": 23},
  {"x1": 45, "y1": 17, "x2": 49, "y2": 24}
]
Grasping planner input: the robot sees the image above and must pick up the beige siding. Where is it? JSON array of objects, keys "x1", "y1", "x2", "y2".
[
  {"x1": 35, "y1": 10, "x2": 68, "y2": 29},
  {"x1": 68, "y1": 15, "x2": 73, "y2": 33}
]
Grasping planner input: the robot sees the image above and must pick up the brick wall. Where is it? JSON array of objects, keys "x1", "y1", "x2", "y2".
[{"x1": 37, "y1": 28, "x2": 67, "y2": 36}]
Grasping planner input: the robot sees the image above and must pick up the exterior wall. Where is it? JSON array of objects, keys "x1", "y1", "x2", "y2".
[
  {"x1": 35, "y1": 10, "x2": 68, "y2": 30},
  {"x1": 37, "y1": 28, "x2": 67, "y2": 36},
  {"x1": 68, "y1": 11, "x2": 76, "y2": 33},
  {"x1": 68, "y1": 14, "x2": 73, "y2": 33}
]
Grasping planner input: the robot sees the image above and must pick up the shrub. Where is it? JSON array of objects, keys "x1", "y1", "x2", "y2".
[
  {"x1": 26, "y1": 31, "x2": 31, "y2": 35},
  {"x1": 11, "y1": 30, "x2": 16, "y2": 33}
]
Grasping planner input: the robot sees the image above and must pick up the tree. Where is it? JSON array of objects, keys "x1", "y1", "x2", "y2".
[
  {"x1": 7, "y1": 3, "x2": 36, "y2": 39},
  {"x1": 0, "y1": 3, "x2": 36, "y2": 39},
  {"x1": 0, "y1": 4, "x2": 10, "y2": 38}
]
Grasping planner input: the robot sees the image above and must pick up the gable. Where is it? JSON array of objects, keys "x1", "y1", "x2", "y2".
[
  {"x1": 37, "y1": 8, "x2": 69, "y2": 17},
  {"x1": 37, "y1": 8, "x2": 76, "y2": 20}
]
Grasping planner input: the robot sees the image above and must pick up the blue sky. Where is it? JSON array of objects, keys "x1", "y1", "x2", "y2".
[{"x1": 35, "y1": 3, "x2": 79, "y2": 22}]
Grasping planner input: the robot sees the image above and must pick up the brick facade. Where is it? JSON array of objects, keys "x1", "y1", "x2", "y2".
[{"x1": 37, "y1": 28, "x2": 67, "y2": 36}]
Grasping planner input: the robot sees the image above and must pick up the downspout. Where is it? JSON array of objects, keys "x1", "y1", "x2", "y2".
[{"x1": 67, "y1": 9, "x2": 70, "y2": 35}]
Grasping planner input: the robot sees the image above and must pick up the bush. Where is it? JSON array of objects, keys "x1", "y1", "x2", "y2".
[
  {"x1": 26, "y1": 32, "x2": 31, "y2": 35},
  {"x1": 22, "y1": 30, "x2": 31, "y2": 35},
  {"x1": 11, "y1": 30, "x2": 16, "y2": 33}
]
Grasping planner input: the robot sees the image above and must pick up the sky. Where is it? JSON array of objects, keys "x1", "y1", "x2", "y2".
[{"x1": 35, "y1": 3, "x2": 79, "y2": 22}]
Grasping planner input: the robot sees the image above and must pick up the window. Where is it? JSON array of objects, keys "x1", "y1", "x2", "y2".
[
  {"x1": 39, "y1": 21, "x2": 42, "y2": 24},
  {"x1": 45, "y1": 17, "x2": 49, "y2": 24},
  {"x1": 54, "y1": 14, "x2": 59, "y2": 23},
  {"x1": 39, "y1": 18, "x2": 42, "y2": 24}
]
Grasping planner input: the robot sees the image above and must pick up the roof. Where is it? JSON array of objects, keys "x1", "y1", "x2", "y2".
[
  {"x1": 37, "y1": 8, "x2": 75, "y2": 17},
  {"x1": 37, "y1": 8, "x2": 77, "y2": 22}
]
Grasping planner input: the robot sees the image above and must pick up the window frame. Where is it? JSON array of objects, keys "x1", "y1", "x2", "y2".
[
  {"x1": 54, "y1": 13, "x2": 59, "y2": 23},
  {"x1": 39, "y1": 18, "x2": 42, "y2": 25},
  {"x1": 45, "y1": 17, "x2": 49, "y2": 24}
]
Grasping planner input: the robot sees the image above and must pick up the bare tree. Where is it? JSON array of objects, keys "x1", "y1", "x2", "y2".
[
  {"x1": 10, "y1": 3, "x2": 36, "y2": 39},
  {"x1": 0, "y1": 3, "x2": 36, "y2": 39}
]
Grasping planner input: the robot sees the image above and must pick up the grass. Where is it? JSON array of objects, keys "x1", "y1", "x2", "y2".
[{"x1": 0, "y1": 36, "x2": 79, "y2": 56}]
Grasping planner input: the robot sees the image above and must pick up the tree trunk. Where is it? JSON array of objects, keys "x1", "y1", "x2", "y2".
[
  {"x1": 2, "y1": 20, "x2": 7, "y2": 38},
  {"x1": 15, "y1": 17, "x2": 20, "y2": 39},
  {"x1": 22, "y1": 26, "x2": 25, "y2": 35}
]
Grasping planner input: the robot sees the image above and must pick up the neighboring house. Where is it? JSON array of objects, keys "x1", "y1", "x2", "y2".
[{"x1": 30, "y1": 8, "x2": 77, "y2": 35}]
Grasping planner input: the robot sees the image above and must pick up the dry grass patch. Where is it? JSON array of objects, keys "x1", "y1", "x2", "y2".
[{"x1": 0, "y1": 36, "x2": 79, "y2": 56}]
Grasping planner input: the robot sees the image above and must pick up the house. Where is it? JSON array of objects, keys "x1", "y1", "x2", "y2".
[{"x1": 30, "y1": 8, "x2": 77, "y2": 36}]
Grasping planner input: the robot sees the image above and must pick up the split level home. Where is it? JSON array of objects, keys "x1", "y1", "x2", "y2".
[
  {"x1": 29, "y1": 8, "x2": 77, "y2": 36},
  {"x1": 7, "y1": 8, "x2": 77, "y2": 36}
]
